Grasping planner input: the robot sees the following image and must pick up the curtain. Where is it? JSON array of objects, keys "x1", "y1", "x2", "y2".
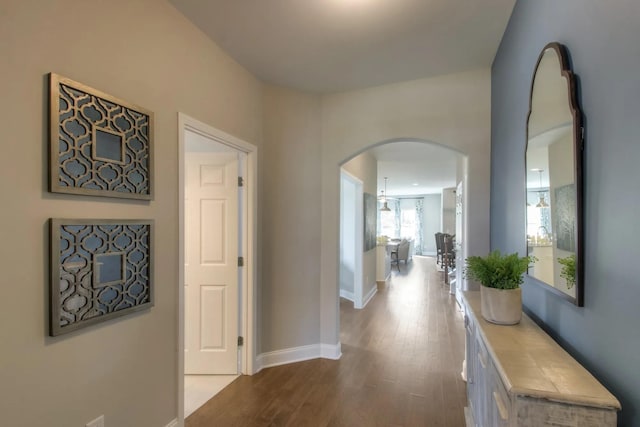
[
  {"x1": 414, "y1": 198, "x2": 424, "y2": 255},
  {"x1": 393, "y1": 199, "x2": 401, "y2": 238}
]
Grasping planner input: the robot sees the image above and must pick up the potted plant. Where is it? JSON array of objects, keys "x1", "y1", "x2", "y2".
[
  {"x1": 558, "y1": 254, "x2": 576, "y2": 289},
  {"x1": 465, "y1": 250, "x2": 534, "y2": 325}
]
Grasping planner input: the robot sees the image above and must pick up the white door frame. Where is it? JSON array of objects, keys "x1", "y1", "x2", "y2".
[
  {"x1": 177, "y1": 113, "x2": 258, "y2": 424},
  {"x1": 454, "y1": 179, "x2": 465, "y2": 307},
  {"x1": 340, "y1": 170, "x2": 364, "y2": 309}
]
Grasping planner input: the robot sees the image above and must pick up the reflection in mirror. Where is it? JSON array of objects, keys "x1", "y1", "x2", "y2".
[{"x1": 526, "y1": 43, "x2": 583, "y2": 306}]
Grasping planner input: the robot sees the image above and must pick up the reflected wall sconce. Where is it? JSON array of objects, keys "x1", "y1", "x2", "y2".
[{"x1": 533, "y1": 169, "x2": 549, "y2": 208}]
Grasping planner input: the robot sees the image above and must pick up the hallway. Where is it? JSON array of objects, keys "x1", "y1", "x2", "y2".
[{"x1": 186, "y1": 256, "x2": 467, "y2": 426}]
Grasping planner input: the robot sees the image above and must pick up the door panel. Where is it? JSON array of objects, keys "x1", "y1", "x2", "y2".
[
  {"x1": 200, "y1": 285, "x2": 225, "y2": 349},
  {"x1": 200, "y1": 199, "x2": 226, "y2": 264},
  {"x1": 185, "y1": 152, "x2": 238, "y2": 374}
]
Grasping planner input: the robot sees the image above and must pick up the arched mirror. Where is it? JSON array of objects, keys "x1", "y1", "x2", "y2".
[{"x1": 526, "y1": 42, "x2": 584, "y2": 306}]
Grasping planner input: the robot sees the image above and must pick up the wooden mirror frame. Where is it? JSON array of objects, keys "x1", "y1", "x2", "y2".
[{"x1": 525, "y1": 42, "x2": 584, "y2": 306}]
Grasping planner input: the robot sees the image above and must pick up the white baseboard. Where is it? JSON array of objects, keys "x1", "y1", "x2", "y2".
[
  {"x1": 321, "y1": 342, "x2": 342, "y2": 360},
  {"x1": 361, "y1": 285, "x2": 377, "y2": 308},
  {"x1": 353, "y1": 283, "x2": 376, "y2": 309},
  {"x1": 257, "y1": 344, "x2": 321, "y2": 370},
  {"x1": 256, "y1": 342, "x2": 342, "y2": 371},
  {"x1": 165, "y1": 419, "x2": 179, "y2": 427},
  {"x1": 339, "y1": 289, "x2": 354, "y2": 302}
]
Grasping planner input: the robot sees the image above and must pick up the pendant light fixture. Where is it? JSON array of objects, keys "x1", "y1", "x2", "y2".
[
  {"x1": 380, "y1": 177, "x2": 391, "y2": 212},
  {"x1": 534, "y1": 169, "x2": 549, "y2": 208}
]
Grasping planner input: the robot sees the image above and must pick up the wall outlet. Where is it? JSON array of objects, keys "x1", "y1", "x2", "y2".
[{"x1": 86, "y1": 415, "x2": 104, "y2": 427}]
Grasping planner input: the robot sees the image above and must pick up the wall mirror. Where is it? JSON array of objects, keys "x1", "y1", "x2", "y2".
[{"x1": 526, "y1": 42, "x2": 584, "y2": 306}]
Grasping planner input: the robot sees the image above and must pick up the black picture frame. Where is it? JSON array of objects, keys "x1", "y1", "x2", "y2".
[
  {"x1": 49, "y1": 218, "x2": 154, "y2": 336},
  {"x1": 49, "y1": 73, "x2": 154, "y2": 200}
]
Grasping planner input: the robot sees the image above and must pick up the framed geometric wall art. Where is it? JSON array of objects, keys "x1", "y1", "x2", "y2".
[
  {"x1": 554, "y1": 183, "x2": 577, "y2": 252},
  {"x1": 49, "y1": 73, "x2": 154, "y2": 200},
  {"x1": 364, "y1": 192, "x2": 377, "y2": 251},
  {"x1": 50, "y1": 219, "x2": 154, "y2": 336}
]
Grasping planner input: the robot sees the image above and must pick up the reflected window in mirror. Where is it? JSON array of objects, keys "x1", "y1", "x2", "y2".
[{"x1": 525, "y1": 42, "x2": 584, "y2": 306}]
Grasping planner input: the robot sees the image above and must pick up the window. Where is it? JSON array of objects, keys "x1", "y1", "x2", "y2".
[
  {"x1": 379, "y1": 209, "x2": 397, "y2": 238},
  {"x1": 400, "y1": 207, "x2": 416, "y2": 240},
  {"x1": 526, "y1": 190, "x2": 552, "y2": 242}
]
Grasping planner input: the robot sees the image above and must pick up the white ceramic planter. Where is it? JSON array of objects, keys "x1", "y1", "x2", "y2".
[{"x1": 480, "y1": 286, "x2": 522, "y2": 325}]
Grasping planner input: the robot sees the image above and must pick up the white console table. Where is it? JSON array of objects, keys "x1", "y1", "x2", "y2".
[{"x1": 462, "y1": 291, "x2": 620, "y2": 426}]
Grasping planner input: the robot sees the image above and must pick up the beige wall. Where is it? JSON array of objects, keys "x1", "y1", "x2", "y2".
[
  {"x1": 0, "y1": 1, "x2": 262, "y2": 426},
  {"x1": 1, "y1": 1, "x2": 495, "y2": 423},
  {"x1": 342, "y1": 151, "x2": 378, "y2": 301},
  {"x1": 342, "y1": 151, "x2": 378, "y2": 195},
  {"x1": 319, "y1": 69, "x2": 492, "y2": 344},
  {"x1": 261, "y1": 85, "x2": 322, "y2": 352}
]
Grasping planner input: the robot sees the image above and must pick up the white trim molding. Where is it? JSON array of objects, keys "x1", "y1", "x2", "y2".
[
  {"x1": 165, "y1": 419, "x2": 179, "y2": 427},
  {"x1": 256, "y1": 343, "x2": 342, "y2": 372},
  {"x1": 342, "y1": 284, "x2": 375, "y2": 309},
  {"x1": 257, "y1": 345, "x2": 320, "y2": 370},
  {"x1": 339, "y1": 289, "x2": 355, "y2": 302},
  {"x1": 359, "y1": 285, "x2": 377, "y2": 309},
  {"x1": 321, "y1": 342, "x2": 342, "y2": 360},
  {"x1": 339, "y1": 170, "x2": 364, "y2": 310},
  {"x1": 177, "y1": 112, "x2": 259, "y2": 426}
]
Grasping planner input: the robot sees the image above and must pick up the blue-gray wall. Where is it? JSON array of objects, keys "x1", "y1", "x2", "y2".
[{"x1": 491, "y1": 1, "x2": 640, "y2": 425}]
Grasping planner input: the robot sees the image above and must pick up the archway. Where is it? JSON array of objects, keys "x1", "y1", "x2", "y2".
[
  {"x1": 318, "y1": 74, "x2": 492, "y2": 355},
  {"x1": 337, "y1": 138, "x2": 468, "y2": 343},
  {"x1": 320, "y1": 130, "x2": 489, "y2": 358}
]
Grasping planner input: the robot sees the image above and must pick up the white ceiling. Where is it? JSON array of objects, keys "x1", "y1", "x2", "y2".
[
  {"x1": 169, "y1": 0, "x2": 516, "y2": 93},
  {"x1": 169, "y1": 0, "x2": 515, "y2": 195},
  {"x1": 371, "y1": 141, "x2": 459, "y2": 196}
]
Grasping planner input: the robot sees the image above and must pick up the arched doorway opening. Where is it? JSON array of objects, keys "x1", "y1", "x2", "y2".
[{"x1": 337, "y1": 138, "x2": 469, "y2": 345}]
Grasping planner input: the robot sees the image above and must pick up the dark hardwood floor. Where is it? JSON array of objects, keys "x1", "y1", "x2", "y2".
[{"x1": 186, "y1": 256, "x2": 467, "y2": 426}]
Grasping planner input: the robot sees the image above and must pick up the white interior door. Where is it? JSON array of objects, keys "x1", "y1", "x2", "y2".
[{"x1": 185, "y1": 152, "x2": 239, "y2": 374}]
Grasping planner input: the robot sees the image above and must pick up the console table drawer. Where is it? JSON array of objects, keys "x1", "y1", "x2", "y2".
[{"x1": 490, "y1": 361, "x2": 510, "y2": 426}]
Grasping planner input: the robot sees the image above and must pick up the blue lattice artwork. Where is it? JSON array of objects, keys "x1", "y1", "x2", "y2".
[
  {"x1": 49, "y1": 73, "x2": 153, "y2": 200},
  {"x1": 50, "y1": 219, "x2": 154, "y2": 336}
]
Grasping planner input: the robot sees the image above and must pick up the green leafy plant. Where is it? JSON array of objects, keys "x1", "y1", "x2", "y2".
[
  {"x1": 465, "y1": 250, "x2": 535, "y2": 290},
  {"x1": 558, "y1": 254, "x2": 576, "y2": 289}
]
